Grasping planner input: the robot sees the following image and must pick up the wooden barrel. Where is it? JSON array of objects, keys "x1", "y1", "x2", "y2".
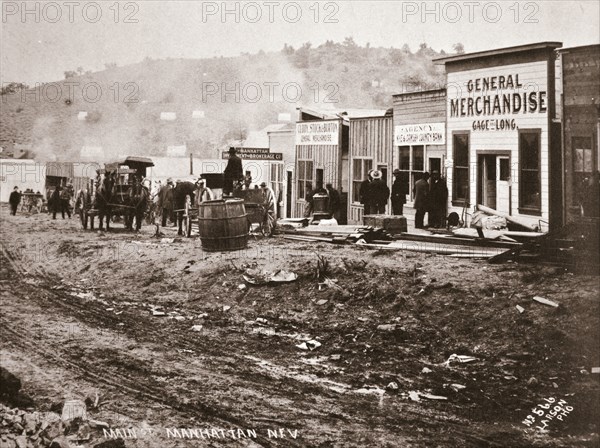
[{"x1": 197, "y1": 199, "x2": 248, "y2": 252}]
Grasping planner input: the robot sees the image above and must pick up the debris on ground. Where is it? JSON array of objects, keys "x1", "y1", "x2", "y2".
[
  {"x1": 296, "y1": 340, "x2": 322, "y2": 350},
  {"x1": 443, "y1": 354, "x2": 477, "y2": 367},
  {"x1": 243, "y1": 269, "x2": 298, "y2": 285},
  {"x1": 516, "y1": 305, "x2": 525, "y2": 313},
  {"x1": 532, "y1": 296, "x2": 560, "y2": 308}
]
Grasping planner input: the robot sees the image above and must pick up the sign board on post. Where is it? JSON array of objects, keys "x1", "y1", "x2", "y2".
[
  {"x1": 394, "y1": 123, "x2": 445, "y2": 145},
  {"x1": 295, "y1": 121, "x2": 339, "y2": 146},
  {"x1": 222, "y1": 148, "x2": 282, "y2": 161}
]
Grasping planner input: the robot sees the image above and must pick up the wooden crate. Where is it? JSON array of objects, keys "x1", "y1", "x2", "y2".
[{"x1": 363, "y1": 214, "x2": 407, "y2": 234}]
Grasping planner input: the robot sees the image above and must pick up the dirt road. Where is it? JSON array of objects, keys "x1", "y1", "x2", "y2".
[{"x1": 1, "y1": 206, "x2": 598, "y2": 447}]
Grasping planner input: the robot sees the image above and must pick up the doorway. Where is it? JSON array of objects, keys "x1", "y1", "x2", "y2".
[
  {"x1": 477, "y1": 153, "x2": 511, "y2": 214},
  {"x1": 286, "y1": 170, "x2": 292, "y2": 218}
]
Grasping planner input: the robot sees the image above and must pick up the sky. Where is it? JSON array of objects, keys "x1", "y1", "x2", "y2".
[{"x1": 2, "y1": 0, "x2": 599, "y2": 85}]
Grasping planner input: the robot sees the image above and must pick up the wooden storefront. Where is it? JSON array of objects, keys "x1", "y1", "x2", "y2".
[
  {"x1": 435, "y1": 42, "x2": 564, "y2": 231},
  {"x1": 348, "y1": 114, "x2": 393, "y2": 223},
  {"x1": 294, "y1": 118, "x2": 348, "y2": 220},
  {"x1": 392, "y1": 89, "x2": 447, "y2": 217},
  {"x1": 559, "y1": 44, "x2": 600, "y2": 221}
]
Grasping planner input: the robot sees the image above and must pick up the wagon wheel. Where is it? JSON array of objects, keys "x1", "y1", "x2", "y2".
[{"x1": 184, "y1": 197, "x2": 193, "y2": 238}]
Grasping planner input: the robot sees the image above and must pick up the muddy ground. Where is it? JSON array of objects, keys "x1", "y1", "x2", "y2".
[{"x1": 1, "y1": 205, "x2": 599, "y2": 448}]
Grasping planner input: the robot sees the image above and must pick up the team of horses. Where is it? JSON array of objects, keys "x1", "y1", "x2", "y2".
[{"x1": 75, "y1": 173, "x2": 149, "y2": 232}]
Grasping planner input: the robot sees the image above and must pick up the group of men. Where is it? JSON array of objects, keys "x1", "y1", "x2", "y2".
[
  {"x1": 360, "y1": 169, "x2": 448, "y2": 229},
  {"x1": 156, "y1": 177, "x2": 214, "y2": 235},
  {"x1": 359, "y1": 170, "x2": 391, "y2": 215},
  {"x1": 412, "y1": 171, "x2": 448, "y2": 229},
  {"x1": 303, "y1": 182, "x2": 341, "y2": 220}
]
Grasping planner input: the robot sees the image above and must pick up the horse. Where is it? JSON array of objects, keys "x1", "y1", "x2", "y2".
[{"x1": 95, "y1": 174, "x2": 115, "y2": 231}]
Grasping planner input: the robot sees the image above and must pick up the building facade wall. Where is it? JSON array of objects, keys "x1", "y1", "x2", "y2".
[
  {"x1": 446, "y1": 58, "x2": 554, "y2": 229},
  {"x1": 349, "y1": 116, "x2": 393, "y2": 223},
  {"x1": 561, "y1": 45, "x2": 600, "y2": 220}
]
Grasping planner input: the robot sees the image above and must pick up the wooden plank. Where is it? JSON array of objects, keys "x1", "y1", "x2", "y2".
[{"x1": 393, "y1": 233, "x2": 521, "y2": 249}]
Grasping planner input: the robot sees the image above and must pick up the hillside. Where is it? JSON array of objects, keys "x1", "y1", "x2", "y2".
[{"x1": 0, "y1": 40, "x2": 448, "y2": 161}]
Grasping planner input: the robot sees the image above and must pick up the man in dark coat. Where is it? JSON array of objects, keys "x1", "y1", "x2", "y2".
[
  {"x1": 9, "y1": 187, "x2": 21, "y2": 215},
  {"x1": 391, "y1": 169, "x2": 407, "y2": 216},
  {"x1": 173, "y1": 180, "x2": 196, "y2": 236},
  {"x1": 359, "y1": 169, "x2": 374, "y2": 216},
  {"x1": 428, "y1": 171, "x2": 448, "y2": 228},
  {"x1": 223, "y1": 147, "x2": 243, "y2": 196},
  {"x1": 51, "y1": 186, "x2": 66, "y2": 219},
  {"x1": 413, "y1": 172, "x2": 430, "y2": 229},
  {"x1": 369, "y1": 170, "x2": 390, "y2": 214},
  {"x1": 157, "y1": 178, "x2": 174, "y2": 227},
  {"x1": 326, "y1": 183, "x2": 341, "y2": 220}
]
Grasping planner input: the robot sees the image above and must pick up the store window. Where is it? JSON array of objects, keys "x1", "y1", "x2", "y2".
[
  {"x1": 297, "y1": 160, "x2": 313, "y2": 200},
  {"x1": 573, "y1": 137, "x2": 594, "y2": 210},
  {"x1": 452, "y1": 133, "x2": 469, "y2": 205},
  {"x1": 519, "y1": 129, "x2": 541, "y2": 214},
  {"x1": 396, "y1": 145, "x2": 424, "y2": 202},
  {"x1": 352, "y1": 158, "x2": 373, "y2": 203}
]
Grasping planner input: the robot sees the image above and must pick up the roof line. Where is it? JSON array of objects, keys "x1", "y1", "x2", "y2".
[{"x1": 434, "y1": 41, "x2": 562, "y2": 64}]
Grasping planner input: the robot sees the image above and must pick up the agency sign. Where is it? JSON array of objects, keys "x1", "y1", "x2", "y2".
[{"x1": 394, "y1": 123, "x2": 445, "y2": 145}]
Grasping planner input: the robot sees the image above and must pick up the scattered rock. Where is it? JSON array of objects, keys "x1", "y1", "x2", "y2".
[
  {"x1": 93, "y1": 438, "x2": 126, "y2": 448},
  {"x1": 377, "y1": 324, "x2": 396, "y2": 332}
]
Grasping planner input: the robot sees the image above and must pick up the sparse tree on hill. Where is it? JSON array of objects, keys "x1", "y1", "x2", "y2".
[
  {"x1": 1, "y1": 82, "x2": 29, "y2": 95},
  {"x1": 64, "y1": 71, "x2": 77, "y2": 79},
  {"x1": 453, "y1": 43, "x2": 465, "y2": 54},
  {"x1": 77, "y1": 66, "x2": 84, "y2": 75},
  {"x1": 105, "y1": 62, "x2": 118, "y2": 69}
]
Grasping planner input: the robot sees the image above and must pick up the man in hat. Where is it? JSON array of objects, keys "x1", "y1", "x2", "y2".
[
  {"x1": 359, "y1": 169, "x2": 374, "y2": 216},
  {"x1": 326, "y1": 183, "x2": 341, "y2": 220},
  {"x1": 413, "y1": 172, "x2": 430, "y2": 229},
  {"x1": 195, "y1": 178, "x2": 213, "y2": 206},
  {"x1": 9, "y1": 186, "x2": 21, "y2": 216},
  {"x1": 223, "y1": 147, "x2": 243, "y2": 196},
  {"x1": 369, "y1": 170, "x2": 390, "y2": 214},
  {"x1": 157, "y1": 178, "x2": 175, "y2": 227},
  {"x1": 429, "y1": 170, "x2": 448, "y2": 228},
  {"x1": 260, "y1": 182, "x2": 276, "y2": 235},
  {"x1": 391, "y1": 169, "x2": 407, "y2": 216}
]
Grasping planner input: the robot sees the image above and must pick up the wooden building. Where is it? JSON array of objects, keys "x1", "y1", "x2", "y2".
[
  {"x1": 435, "y1": 42, "x2": 564, "y2": 231},
  {"x1": 348, "y1": 112, "x2": 393, "y2": 223},
  {"x1": 559, "y1": 44, "x2": 600, "y2": 220},
  {"x1": 392, "y1": 89, "x2": 447, "y2": 224},
  {"x1": 294, "y1": 109, "x2": 348, "y2": 220}
]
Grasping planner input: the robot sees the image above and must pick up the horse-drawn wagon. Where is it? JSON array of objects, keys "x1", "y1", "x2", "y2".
[{"x1": 78, "y1": 157, "x2": 154, "y2": 231}]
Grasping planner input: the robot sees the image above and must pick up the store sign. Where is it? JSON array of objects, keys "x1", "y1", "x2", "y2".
[
  {"x1": 295, "y1": 121, "x2": 339, "y2": 146},
  {"x1": 449, "y1": 73, "x2": 548, "y2": 132},
  {"x1": 394, "y1": 123, "x2": 445, "y2": 145},
  {"x1": 221, "y1": 148, "x2": 282, "y2": 160}
]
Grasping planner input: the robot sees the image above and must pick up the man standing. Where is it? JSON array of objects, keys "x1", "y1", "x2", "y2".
[
  {"x1": 429, "y1": 171, "x2": 448, "y2": 228},
  {"x1": 223, "y1": 147, "x2": 243, "y2": 196},
  {"x1": 157, "y1": 178, "x2": 174, "y2": 227},
  {"x1": 359, "y1": 169, "x2": 374, "y2": 216},
  {"x1": 61, "y1": 182, "x2": 73, "y2": 218},
  {"x1": 260, "y1": 182, "x2": 276, "y2": 235},
  {"x1": 9, "y1": 187, "x2": 21, "y2": 216},
  {"x1": 413, "y1": 172, "x2": 430, "y2": 229},
  {"x1": 369, "y1": 170, "x2": 390, "y2": 214},
  {"x1": 326, "y1": 183, "x2": 341, "y2": 221},
  {"x1": 195, "y1": 178, "x2": 213, "y2": 205},
  {"x1": 391, "y1": 169, "x2": 407, "y2": 216}
]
